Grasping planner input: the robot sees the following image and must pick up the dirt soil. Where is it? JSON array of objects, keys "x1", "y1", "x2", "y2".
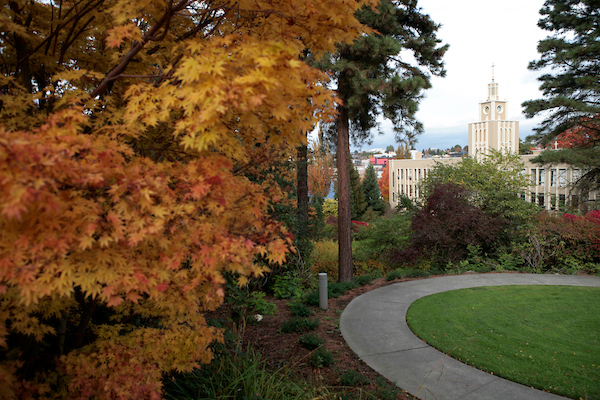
[{"x1": 239, "y1": 277, "x2": 420, "y2": 399}]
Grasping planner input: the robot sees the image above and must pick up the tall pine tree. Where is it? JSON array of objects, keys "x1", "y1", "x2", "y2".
[
  {"x1": 320, "y1": 0, "x2": 447, "y2": 281},
  {"x1": 522, "y1": 0, "x2": 600, "y2": 204}
]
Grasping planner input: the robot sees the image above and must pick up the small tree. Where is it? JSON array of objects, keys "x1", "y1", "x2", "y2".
[
  {"x1": 363, "y1": 164, "x2": 384, "y2": 214},
  {"x1": 335, "y1": 163, "x2": 366, "y2": 220},
  {"x1": 379, "y1": 163, "x2": 390, "y2": 202},
  {"x1": 350, "y1": 164, "x2": 367, "y2": 220},
  {"x1": 308, "y1": 135, "x2": 335, "y2": 199},
  {"x1": 396, "y1": 144, "x2": 413, "y2": 159}
]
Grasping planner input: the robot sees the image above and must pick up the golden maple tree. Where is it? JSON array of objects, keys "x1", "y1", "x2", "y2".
[
  {"x1": 0, "y1": 0, "x2": 377, "y2": 397},
  {"x1": 379, "y1": 163, "x2": 390, "y2": 202}
]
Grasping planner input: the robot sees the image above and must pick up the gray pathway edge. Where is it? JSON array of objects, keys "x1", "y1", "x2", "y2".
[{"x1": 340, "y1": 272, "x2": 600, "y2": 400}]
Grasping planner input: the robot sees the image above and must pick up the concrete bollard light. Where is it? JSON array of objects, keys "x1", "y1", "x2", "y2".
[{"x1": 318, "y1": 273, "x2": 328, "y2": 310}]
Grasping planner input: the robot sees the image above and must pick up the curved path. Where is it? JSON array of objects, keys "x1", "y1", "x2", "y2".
[{"x1": 340, "y1": 273, "x2": 600, "y2": 400}]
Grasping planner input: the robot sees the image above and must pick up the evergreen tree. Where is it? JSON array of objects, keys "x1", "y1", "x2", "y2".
[
  {"x1": 320, "y1": 0, "x2": 447, "y2": 281},
  {"x1": 350, "y1": 164, "x2": 367, "y2": 220},
  {"x1": 336, "y1": 164, "x2": 367, "y2": 220},
  {"x1": 363, "y1": 164, "x2": 385, "y2": 213},
  {"x1": 522, "y1": 0, "x2": 600, "y2": 201}
]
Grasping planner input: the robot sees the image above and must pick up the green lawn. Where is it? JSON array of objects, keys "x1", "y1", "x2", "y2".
[{"x1": 406, "y1": 285, "x2": 600, "y2": 399}]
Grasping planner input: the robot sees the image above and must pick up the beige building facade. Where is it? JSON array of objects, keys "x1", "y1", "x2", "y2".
[{"x1": 388, "y1": 79, "x2": 593, "y2": 211}]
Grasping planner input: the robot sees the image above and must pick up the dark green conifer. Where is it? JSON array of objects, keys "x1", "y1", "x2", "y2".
[
  {"x1": 522, "y1": 0, "x2": 600, "y2": 205},
  {"x1": 362, "y1": 164, "x2": 384, "y2": 214}
]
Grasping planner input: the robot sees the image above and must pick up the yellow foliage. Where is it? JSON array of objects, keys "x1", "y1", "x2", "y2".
[{"x1": 0, "y1": 0, "x2": 377, "y2": 397}]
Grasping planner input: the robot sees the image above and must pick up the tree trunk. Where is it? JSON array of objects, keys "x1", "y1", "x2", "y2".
[
  {"x1": 296, "y1": 141, "x2": 310, "y2": 262},
  {"x1": 337, "y1": 105, "x2": 353, "y2": 282}
]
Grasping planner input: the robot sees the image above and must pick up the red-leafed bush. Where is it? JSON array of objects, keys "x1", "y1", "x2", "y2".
[
  {"x1": 397, "y1": 183, "x2": 503, "y2": 269},
  {"x1": 521, "y1": 211, "x2": 600, "y2": 273}
]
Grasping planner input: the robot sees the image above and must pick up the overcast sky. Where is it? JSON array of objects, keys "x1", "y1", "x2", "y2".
[{"x1": 361, "y1": 0, "x2": 549, "y2": 152}]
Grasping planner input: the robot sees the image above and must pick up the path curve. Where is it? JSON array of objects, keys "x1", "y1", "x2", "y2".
[{"x1": 340, "y1": 273, "x2": 600, "y2": 400}]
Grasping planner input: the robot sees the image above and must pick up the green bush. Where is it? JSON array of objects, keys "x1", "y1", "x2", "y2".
[
  {"x1": 328, "y1": 281, "x2": 357, "y2": 298},
  {"x1": 303, "y1": 291, "x2": 320, "y2": 307},
  {"x1": 289, "y1": 302, "x2": 312, "y2": 317},
  {"x1": 299, "y1": 334, "x2": 325, "y2": 350},
  {"x1": 404, "y1": 269, "x2": 430, "y2": 278},
  {"x1": 272, "y1": 274, "x2": 303, "y2": 299},
  {"x1": 164, "y1": 347, "x2": 316, "y2": 400},
  {"x1": 354, "y1": 213, "x2": 412, "y2": 259},
  {"x1": 339, "y1": 369, "x2": 369, "y2": 386},
  {"x1": 353, "y1": 272, "x2": 380, "y2": 286},
  {"x1": 386, "y1": 269, "x2": 405, "y2": 281},
  {"x1": 279, "y1": 317, "x2": 319, "y2": 333},
  {"x1": 248, "y1": 291, "x2": 277, "y2": 316},
  {"x1": 310, "y1": 347, "x2": 335, "y2": 368}
]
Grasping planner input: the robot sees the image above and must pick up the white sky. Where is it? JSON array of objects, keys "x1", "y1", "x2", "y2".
[{"x1": 362, "y1": 0, "x2": 549, "y2": 152}]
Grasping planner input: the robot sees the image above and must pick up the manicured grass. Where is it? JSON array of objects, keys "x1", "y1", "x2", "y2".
[{"x1": 406, "y1": 285, "x2": 600, "y2": 399}]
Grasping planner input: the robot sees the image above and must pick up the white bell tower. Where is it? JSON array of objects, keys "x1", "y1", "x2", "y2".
[{"x1": 468, "y1": 64, "x2": 519, "y2": 161}]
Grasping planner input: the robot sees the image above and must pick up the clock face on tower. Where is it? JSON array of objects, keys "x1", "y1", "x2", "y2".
[
  {"x1": 484, "y1": 106, "x2": 490, "y2": 114},
  {"x1": 497, "y1": 105, "x2": 503, "y2": 113}
]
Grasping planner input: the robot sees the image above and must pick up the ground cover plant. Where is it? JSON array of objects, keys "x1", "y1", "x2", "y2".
[
  {"x1": 407, "y1": 285, "x2": 600, "y2": 399},
  {"x1": 194, "y1": 274, "x2": 419, "y2": 400},
  {"x1": 164, "y1": 346, "x2": 317, "y2": 400}
]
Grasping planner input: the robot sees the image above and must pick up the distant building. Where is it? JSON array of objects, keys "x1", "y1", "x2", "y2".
[{"x1": 388, "y1": 78, "x2": 597, "y2": 211}]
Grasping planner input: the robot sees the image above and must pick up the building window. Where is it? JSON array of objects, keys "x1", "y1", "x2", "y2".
[
  {"x1": 551, "y1": 169, "x2": 556, "y2": 186},
  {"x1": 559, "y1": 169, "x2": 567, "y2": 187},
  {"x1": 538, "y1": 194, "x2": 545, "y2": 207},
  {"x1": 559, "y1": 194, "x2": 566, "y2": 210},
  {"x1": 538, "y1": 169, "x2": 545, "y2": 186},
  {"x1": 531, "y1": 169, "x2": 536, "y2": 185}
]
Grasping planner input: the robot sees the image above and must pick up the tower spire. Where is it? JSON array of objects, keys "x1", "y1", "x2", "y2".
[{"x1": 491, "y1": 62, "x2": 495, "y2": 82}]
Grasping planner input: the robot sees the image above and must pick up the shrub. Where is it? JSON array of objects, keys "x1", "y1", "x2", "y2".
[
  {"x1": 354, "y1": 272, "x2": 380, "y2": 286},
  {"x1": 272, "y1": 274, "x2": 303, "y2": 299},
  {"x1": 404, "y1": 269, "x2": 430, "y2": 279},
  {"x1": 518, "y1": 211, "x2": 600, "y2": 274},
  {"x1": 279, "y1": 317, "x2": 319, "y2": 333},
  {"x1": 289, "y1": 302, "x2": 313, "y2": 317},
  {"x1": 299, "y1": 334, "x2": 325, "y2": 350},
  {"x1": 164, "y1": 347, "x2": 315, "y2": 400},
  {"x1": 354, "y1": 213, "x2": 412, "y2": 257},
  {"x1": 310, "y1": 347, "x2": 335, "y2": 368},
  {"x1": 409, "y1": 183, "x2": 502, "y2": 269},
  {"x1": 303, "y1": 291, "x2": 320, "y2": 307},
  {"x1": 386, "y1": 269, "x2": 405, "y2": 281},
  {"x1": 322, "y1": 198, "x2": 338, "y2": 217},
  {"x1": 328, "y1": 281, "x2": 357, "y2": 298},
  {"x1": 339, "y1": 369, "x2": 369, "y2": 386},
  {"x1": 248, "y1": 291, "x2": 277, "y2": 316},
  {"x1": 311, "y1": 239, "x2": 339, "y2": 279}
]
